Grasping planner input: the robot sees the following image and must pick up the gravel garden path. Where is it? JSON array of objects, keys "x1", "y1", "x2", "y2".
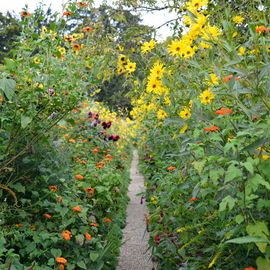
[{"x1": 117, "y1": 150, "x2": 152, "y2": 270}]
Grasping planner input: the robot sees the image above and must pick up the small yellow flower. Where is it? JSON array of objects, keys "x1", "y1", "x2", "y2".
[
  {"x1": 180, "y1": 123, "x2": 188, "y2": 134},
  {"x1": 206, "y1": 73, "x2": 219, "y2": 86},
  {"x1": 233, "y1": 32, "x2": 238, "y2": 38},
  {"x1": 126, "y1": 60, "x2": 136, "y2": 74},
  {"x1": 238, "y1": 46, "x2": 246, "y2": 56},
  {"x1": 58, "y1": 47, "x2": 66, "y2": 55},
  {"x1": 199, "y1": 89, "x2": 215, "y2": 105},
  {"x1": 179, "y1": 107, "x2": 191, "y2": 120},
  {"x1": 141, "y1": 39, "x2": 156, "y2": 54},
  {"x1": 157, "y1": 109, "x2": 167, "y2": 120},
  {"x1": 34, "y1": 57, "x2": 40, "y2": 64},
  {"x1": 233, "y1": 15, "x2": 244, "y2": 24}
]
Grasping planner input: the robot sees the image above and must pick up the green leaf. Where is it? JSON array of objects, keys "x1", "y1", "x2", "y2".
[
  {"x1": 256, "y1": 257, "x2": 270, "y2": 270},
  {"x1": 192, "y1": 160, "x2": 206, "y2": 175},
  {"x1": 0, "y1": 78, "x2": 16, "y2": 100},
  {"x1": 21, "y1": 115, "x2": 32, "y2": 129},
  {"x1": 90, "y1": 252, "x2": 99, "y2": 262},
  {"x1": 226, "y1": 236, "x2": 269, "y2": 244},
  {"x1": 77, "y1": 261, "x2": 87, "y2": 269},
  {"x1": 246, "y1": 222, "x2": 269, "y2": 253},
  {"x1": 51, "y1": 248, "x2": 62, "y2": 258},
  {"x1": 246, "y1": 174, "x2": 270, "y2": 195},
  {"x1": 225, "y1": 164, "x2": 242, "y2": 183},
  {"x1": 219, "y1": 195, "x2": 237, "y2": 212},
  {"x1": 242, "y1": 161, "x2": 254, "y2": 174},
  {"x1": 75, "y1": 234, "x2": 84, "y2": 246}
]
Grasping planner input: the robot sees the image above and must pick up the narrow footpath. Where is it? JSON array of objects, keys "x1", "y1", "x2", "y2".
[{"x1": 117, "y1": 150, "x2": 152, "y2": 270}]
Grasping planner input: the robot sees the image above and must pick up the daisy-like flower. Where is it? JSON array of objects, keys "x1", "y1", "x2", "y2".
[
  {"x1": 146, "y1": 76, "x2": 162, "y2": 93},
  {"x1": 58, "y1": 47, "x2": 66, "y2": 55},
  {"x1": 150, "y1": 61, "x2": 165, "y2": 79},
  {"x1": 83, "y1": 26, "x2": 94, "y2": 32},
  {"x1": 168, "y1": 39, "x2": 184, "y2": 57},
  {"x1": 157, "y1": 109, "x2": 167, "y2": 120},
  {"x1": 179, "y1": 107, "x2": 191, "y2": 120},
  {"x1": 71, "y1": 43, "x2": 81, "y2": 51},
  {"x1": 199, "y1": 88, "x2": 215, "y2": 104},
  {"x1": 20, "y1": 11, "x2": 31, "y2": 17},
  {"x1": 186, "y1": 0, "x2": 208, "y2": 12},
  {"x1": 77, "y1": 2, "x2": 87, "y2": 8},
  {"x1": 202, "y1": 25, "x2": 222, "y2": 40},
  {"x1": 63, "y1": 11, "x2": 72, "y2": 16},
  {"x1": 233, "y1": 15, "x2": 244, "y2": 24},
  {"x1": 126, "y1": 60, "x2": 136, "y2": 74},
  {"x1": 141, "y1": 39, "x2": 156, "y2": 54},
  {"x1": 206, "y1": 73, "x2": 219, "y2": 86}
]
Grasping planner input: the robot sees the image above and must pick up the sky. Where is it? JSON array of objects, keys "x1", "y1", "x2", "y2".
[{"x1": 0, "y1": 0, "x2": 176, "y2": 40}]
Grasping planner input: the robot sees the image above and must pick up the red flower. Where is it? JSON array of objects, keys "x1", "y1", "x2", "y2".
[
  {"x1": 104, "y1": 217, "x2": 112, "y2": 223},
  {"x1": 204, "y1": 126, "x2": 220, "y2": 132},
  {"x1": 63, "y1": 11, "x2": 72, "y2": 16},
  {"x1": 154, "y1": 235, "x2": 160, "y2": 245},
  {"x1": 85, "y1": 232, "x2": 92, "y2": 240},
  {"x1": 72, "y1": 206, "x2": 82, "y2": 212},
  {"x1": 215, "y1": 108, "x2": 233, "y2": 115},
  {"x1": 223, "y1": 74, "x2": 239, "y2": 83},
  {"x1": 43, "y1": 213, "x2": 52, "y2": 219},
  {"x1": 189, "y1": 197, "x2": 199, "y2": 202},
  {"x1": 244, "y1": 267, "x2": 256, "y2": 270}
]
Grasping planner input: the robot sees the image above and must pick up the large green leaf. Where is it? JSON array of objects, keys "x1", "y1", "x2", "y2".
[
  {"x1": 21, "y1": 115, "x2": 32, "y2": 129},
  {"x1": 0, "y1": 78, "x2": 16, "y2": 100},
  {"x1": 226, "y1": 236, "x2": 269, "y2": 244},
  {"x1": 256, "y1": 257, "x2": 270, "y2": 270}
]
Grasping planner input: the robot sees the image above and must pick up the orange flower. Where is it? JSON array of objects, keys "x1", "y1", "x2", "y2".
[
  {"x1": 85, "y1": 187, "x2": 95, "y2": 195},
  {"x1": 20, "y1": 11, "x2": 31, "y2": 17},
  {"x1": 15, "y1": 223, "x2": 24, "y2": 228},
  {"x1": 90, "y1": 222, "x2": 98, "y2": 227},
  {"x1": 63, "y1": 134, "x2": 69, "y2": 138},
  {"x1": 96, "y1": 162, "x2": 105, "y2": 169},
  {"x1": 245, "y1": 268, "x2": 256, "y2": 270},
  {"x1": 48, "y1": 185, "x2": 58, "y2": 192},
  {"x1": 56, "y1": 257, "x2": 67, "y2": 265},
  {"x1": 92, "y1": 147, "x2": 99, "y2": 154},
  {"x1": 80, "y1": 160, "x2": 87, "y2": 165},
  {"x1": 77, "y1": 2, "x2": 88, "y2": 7},
  {"x1": 215, "y1": 108, "x2": 233, "y2": 115},
  {"x1": 61, "y1": 230, "x2": 72, "y2": 241},
  {"x1": 63, "y1": 11, "x2": 72, "y2": 16},
  {"x1": 59, "y1": 264, "x2": 65, "y2": 270},
  {"x1": 223, "y1": 74, "x2": 239, "y2": 83},
  {"x1": 255, "y1": 25, "x2": 269, "y2": 34},
  {"x1": 64, "y1": 34, "x2": 73, "y2": 42},
  {"x1": 204, "y1": 126, "x2": 220, "y2": 132},
  {"x1": 72, "y1": 43, "x2": 81, "y2": 51},
  {"x1": 104, "y1": 217, "x2": 112, "y2": 223},
  {"x1": 105, "y1": 154, "x2": 113, "y2": 162},
  {"x1": 83, "y1": 26, "x2": 94, "y2": 32},
  {"x1": 68, "y1": 138, "x2": 76, "y2": 143},
  {"x1": 189, "y1": 197, "x2": 199, "y2": 202},
  {"x1": 85, "y1": 232, "x2": 92, "y2": 240},
  {"x1": 167, "y1": 166, "x2": 176, "y2": 171},
  {"x1": 72, "y1": 206, "x2": 82, "y2": 212},
  {"x1": 43, "y1": 213, "x2": 52, "y2": 219},
  {"x1": 75, "y1": 174, "x2": 84, "y2": 180}
]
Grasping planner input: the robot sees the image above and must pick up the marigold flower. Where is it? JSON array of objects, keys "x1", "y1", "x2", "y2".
[
  {"x1": 68, "y1": 138, "x2": 76, "y2": 143},
  {"x1": 104, "y1": 217, "x2": 112, "y2": 223},
  {"x1": 59, "y1": 264, "x2": 65, "y2": 270},
  {"x1": 92, "y1": 147, "x2": 99, "y2": 154},
  {"x1": 56, "y1": 257, "x2": 67, "y2": 265},
  {"x1": 61, "y1": 230, "x2": 71, "y2": 241},
  {"x1": 85, "y1": 232, "x2": 92, "y2": 240},
  {"x1": 77, "y1": 2, "x2": 88, "y2": 7},
  {"x1": 167, "y1": 166, "x2": 176, "y2": 171},
  {"x1": 90, "y1": 222, "x2": 98, "y2": 227},
  {"x1": 75, "y1": 174, "x2": 84, "y2": 180},
  {"x1": 244, "y1": 267, "x2": 256, "y2": 270},
  {"x1": 15, "y1": 223, "x2": 24, "y2": 228},
  {"x1": 204, "y1": 126, "x2": 220, "y2": 132},
  {"x1": 63, "y1": 11, "x2": 72, "y2": 16},
  {"x1": 256, "y1": 25, "x2": 266, "y2": 34},
  {"x1": 85, "y1": 187, "x2": 95, "y2": 195},
  {"x1": 48, "y1": 185, "x2": 58, "y2": 192},
  {"x1": 189, "y1": 197, "x2": 199, "y2": 202},
  {"x1": 20, "y1": 11, "x2": 31, "y2": 17},
  {"x1": 72, "y1": 43, "x2": 81, "y2": 51},
  {"x1": 105, "y1": 154, "x2": 113, "y2": 162},
  {"x1": 223, "y1": 74, "x2": 239, "y2": 83},
  {"x1": 215, "y1": 108, "x2": 233, "y2": 115},
  {"x1": 72, "y1": 206, "x2": 82, "y2": 212},
  {"x1": 43, "y1": 213, "x2": 52, "y2": 219},
  {"x1": 96, "y1": 162, "x2": 105, "y2": 169},
  {"x1": 83, "y1": 26, "x2": 94, "y2": 32}
]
